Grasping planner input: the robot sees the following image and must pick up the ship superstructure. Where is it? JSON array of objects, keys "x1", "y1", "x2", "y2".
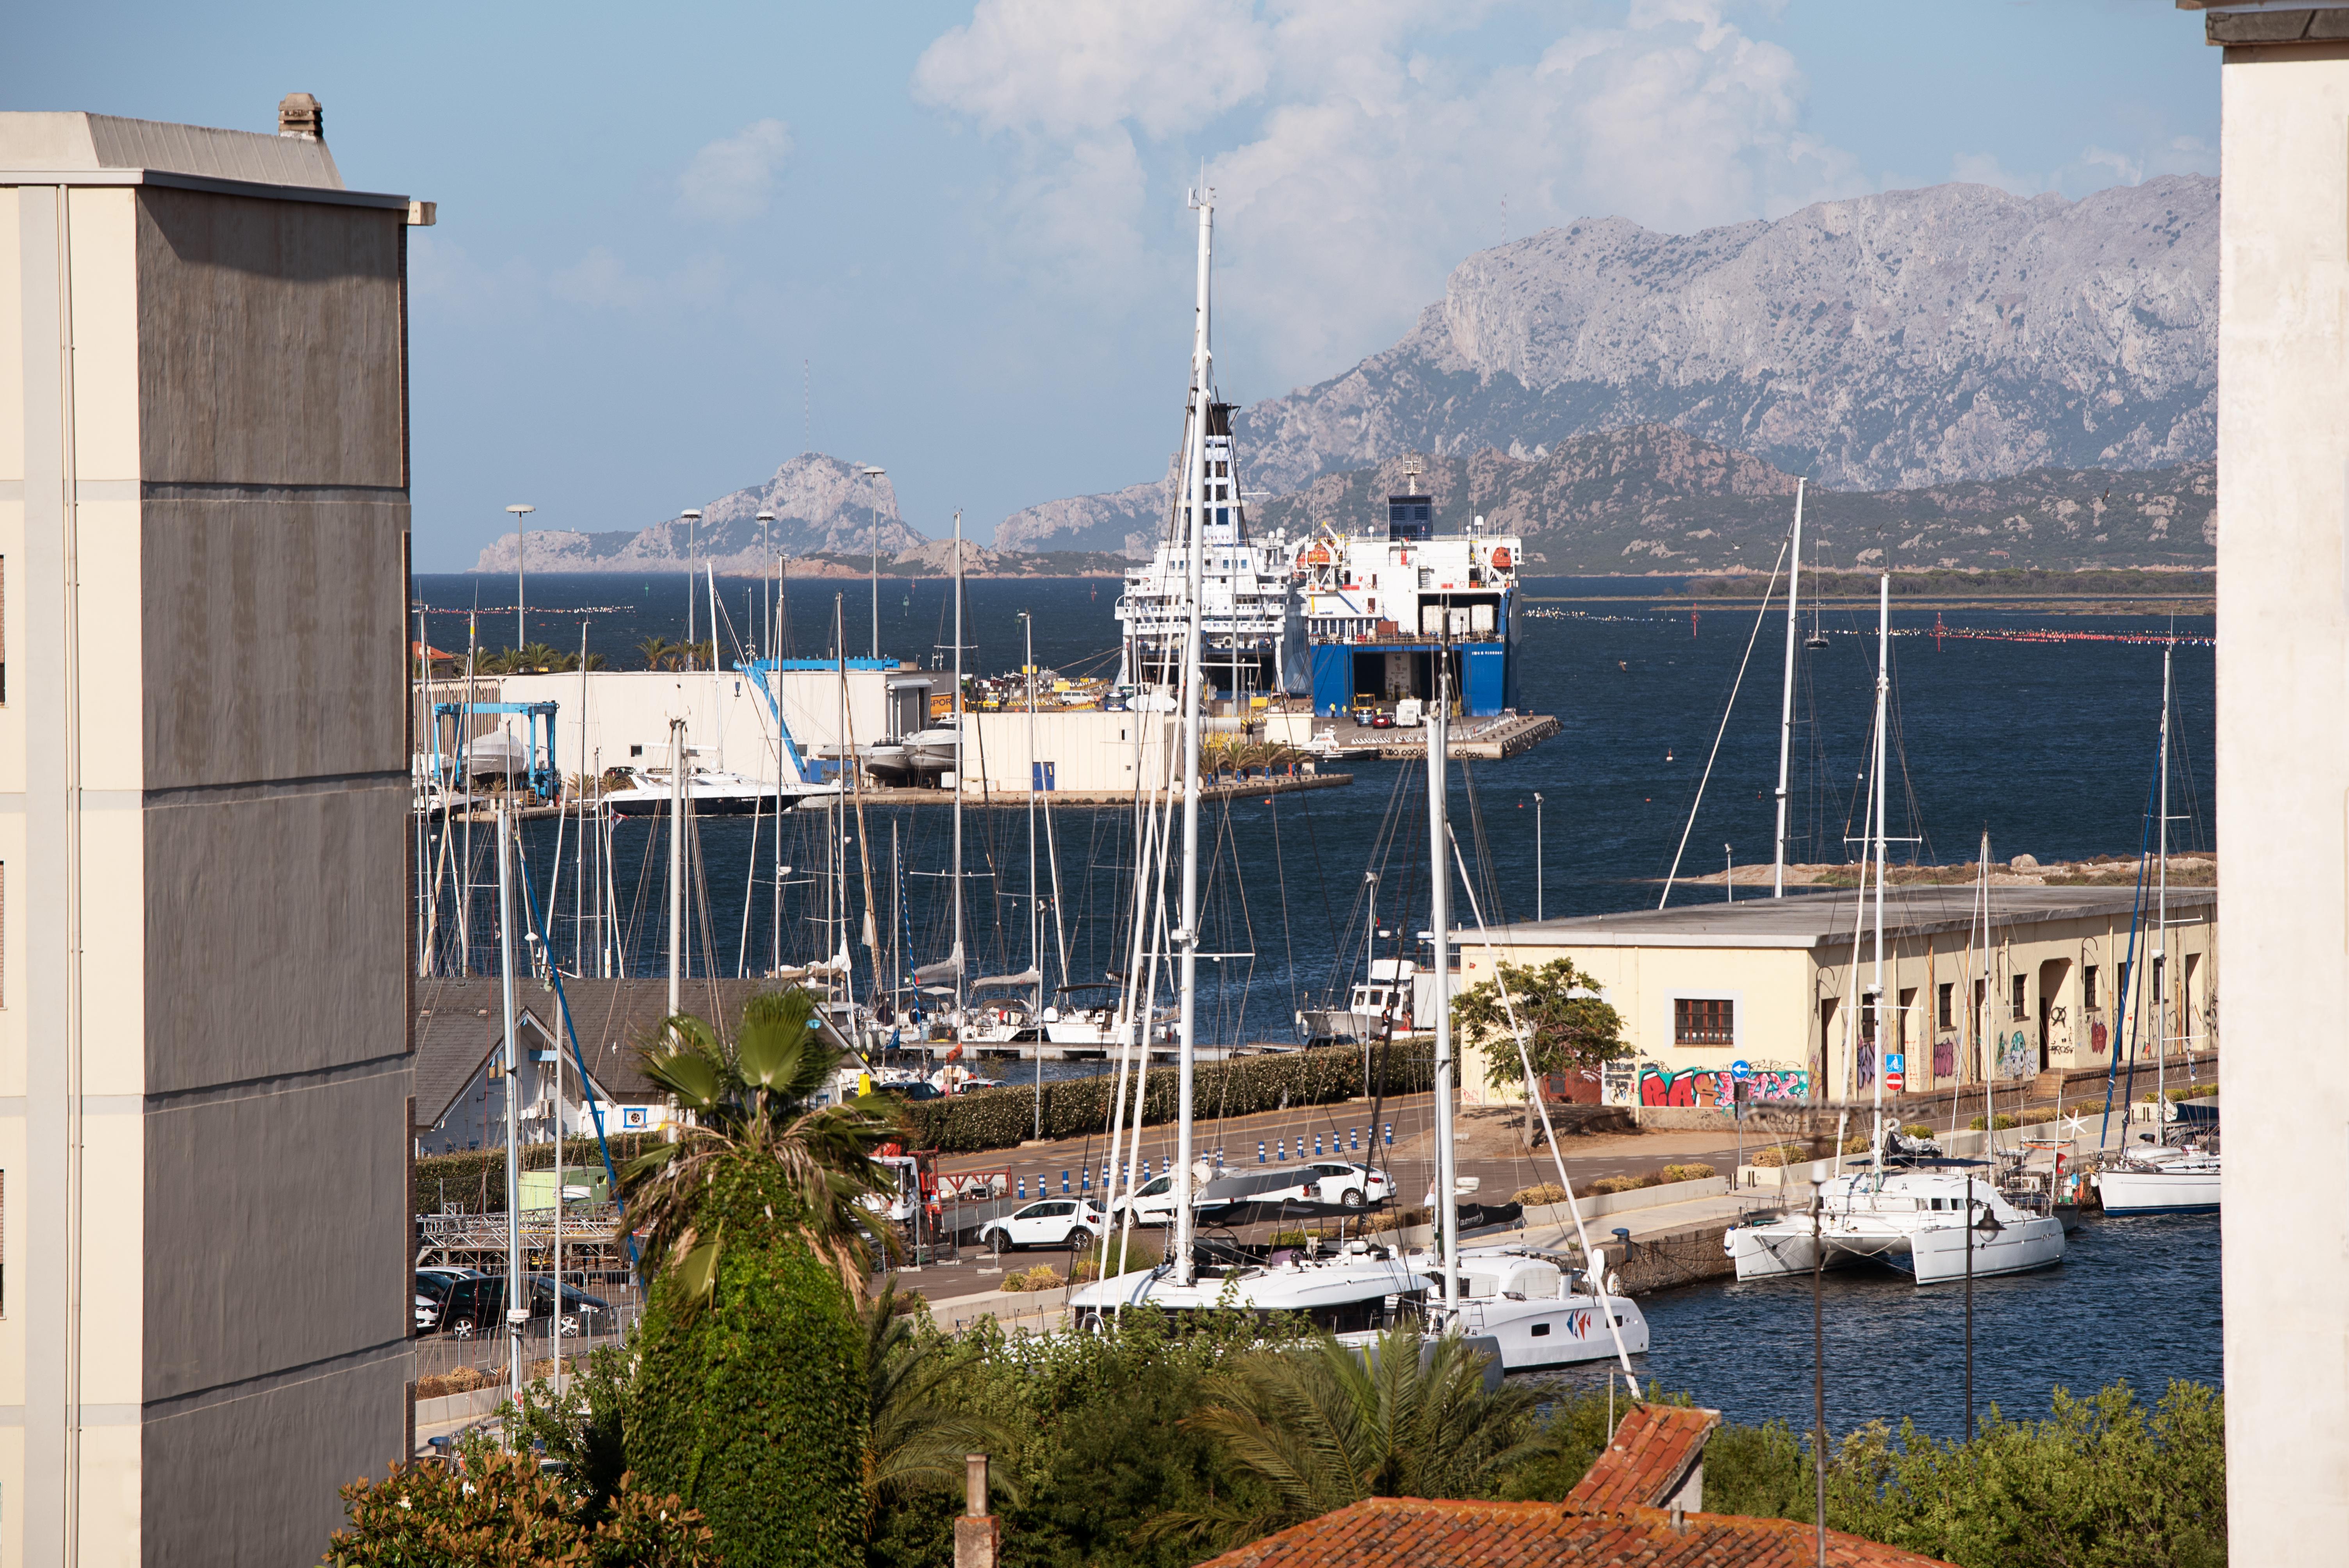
[
  {"x1": 1114, "y1": 411, "x2": 1307, "y2": 696},
  {"x1": 1300, "y1": 462, "x2": 1522, "y2": 717}
]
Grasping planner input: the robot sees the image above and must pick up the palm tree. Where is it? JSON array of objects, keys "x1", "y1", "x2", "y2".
[
  {"x1": 620, "y1": 987, "x2": 901, "y2": 1304},
  {"x1": 1148, "y1": 1322, "x2": 1537, "y2": 1548},
  {"x1": 636, "y1": 636, "x2": 676, "y2": 671},
  {"x1": 860, "y1": 1284, "x2": 1018, "y2": 1525}
]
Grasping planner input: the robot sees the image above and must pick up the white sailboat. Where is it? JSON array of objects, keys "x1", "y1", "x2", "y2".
[
  {"x1": 1726, "y1": 576, "x2": 2066, "y2": 1285},
  {"x1": 2097, "y1": 644, "x2": 2221, "y2": 1216},
  {"x1": 1068, "y1": 187, "x2": 1430, "y2": 1332}
]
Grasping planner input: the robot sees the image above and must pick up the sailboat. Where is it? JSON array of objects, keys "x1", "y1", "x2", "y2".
[
  {"x1": 1726, "y1": 577, "x2": 2066, "y2": 1285},
  {"x1": 1067, "y1": 187, "x2": 1433, "y2": 1333},
  {"x1": 2096, "y1": 644, "x2": 2221, "y2": 1216}
]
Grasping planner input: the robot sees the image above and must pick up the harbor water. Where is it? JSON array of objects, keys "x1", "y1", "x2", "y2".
[{"x1": 416, "y1": 571, "x2": 2215, "y2": 1049}]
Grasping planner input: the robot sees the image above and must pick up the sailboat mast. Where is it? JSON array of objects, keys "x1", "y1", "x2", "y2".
[
  {"x1": 1430, "y1": 652, "x2": 1459, "y2": 1311},
  {"x1": 708, "y1": 563, "x2": 726, "y2": 773},
  {"x1": 2156, "y1": 645, "x2": 2173, "y2": 1121},
  {"x1": 952, "y1": 509, "x2": 966, "y2": 1020},
  {"x1": 1172, "y1": 184, "x2": 1214, "y2": 1288},
  {"x1": 1870, "y1": 573, "x2": 1890, "y2": 1169},
  {"x1": 495, "y1": 800, "x2": 524, "y2": 1396},
  {"x1": 668, "y1": 717, "x2": 686, "y2": 1016},
  {"x1": 1772, "y1": 479, "x2": 1805, "y2": 897}
]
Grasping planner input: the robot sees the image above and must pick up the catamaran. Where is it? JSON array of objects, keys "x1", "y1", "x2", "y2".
[{"x1": 1725, "y1": 576, "x2": 2065, "y2": 1285}]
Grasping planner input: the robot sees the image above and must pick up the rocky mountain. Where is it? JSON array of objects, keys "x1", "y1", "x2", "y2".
[
  {"x1": 994, "y1": 476, "x2": 1170, "y2": 558},
  {"x1": 1002, "y1": 175, "x2": 2217, "y2": 555},
  {"x1": 474, "y1": 454, "x2": 926, "y2": 573},
  {"x1": 1250, "y1": 425, "x2": 2214, "y2": 573}
]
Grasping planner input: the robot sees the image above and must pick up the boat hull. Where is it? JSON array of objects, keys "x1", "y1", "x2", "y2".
[
  {"x1": 608, "y1": 791, "x2": 801, "y2": 818},
  {"x1": 2098, "y1": 1167, "x2": 2221, "y2": 1215},
  {"x1": 1726, "y1": 1215, "x2": 2065, "y2": 1285}
]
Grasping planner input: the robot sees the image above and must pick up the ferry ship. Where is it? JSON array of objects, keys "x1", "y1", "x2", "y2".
[
  {"x1": 1299, "y1": 461, "x2": 1523, "y2": 718},
  {"x1": 1112, "y1": 413, "x2": 1307, "y2": 696}
]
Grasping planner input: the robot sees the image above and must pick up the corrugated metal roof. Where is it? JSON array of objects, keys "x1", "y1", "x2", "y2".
[{"x1": 0, "y1": 111, "x2": 343, "y2": 187}]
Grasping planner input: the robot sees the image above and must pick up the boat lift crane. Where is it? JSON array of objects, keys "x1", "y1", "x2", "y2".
[{"x1": 432, "y1": 699, "x2": 561, "y2": 801}]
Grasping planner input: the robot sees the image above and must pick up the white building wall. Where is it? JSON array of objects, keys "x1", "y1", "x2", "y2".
[{"x1": 2205, "y1": 32, "x2": 2349, "y2": 1562}]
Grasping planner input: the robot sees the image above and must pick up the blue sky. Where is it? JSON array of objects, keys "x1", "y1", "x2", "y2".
[{"x1": 5, "y1": 2, "x2": 2217, "y2": 568}]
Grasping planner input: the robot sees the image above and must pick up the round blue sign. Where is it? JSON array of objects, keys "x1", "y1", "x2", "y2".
[{"x1": 1730, "y1": 1060, "x2": 1750, "y2": 1080}]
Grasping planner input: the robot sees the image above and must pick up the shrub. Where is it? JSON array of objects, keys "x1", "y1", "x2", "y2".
[
  {"x1": 1369, "y1": 1205, "x2": 1431, "y2": 1233},
  {"x1": 1748, "y1": 1144, "x2": 1807, "y2": 1169},
  {"x1": 1001, "y1": 1264, "x2": 1066, "y2": 1294},
  {"x1": 626, "y1": 1156, "x2": 866, "y2": 1568},
  {"x1": 1589, "y1": 1174, "x2": 1659, "y2": 1195},
  {"x1": 1968, "y1": 1114, "x2": 2020, "y2": 1131},
  {"x1": 893, "y1": 1042, "x2": 1434, "y2": 1156},
  {"x1": 1841, "y1": 1135, "x2": 1872, "y2": 1154},
  {"x1": 1511, "y1": 1183, "x2": 1569, "y2": 1206},
  {"x1": 1658, "y1": 1163, "x2": 1716, "y2": 1184},
  {"x1": 415, "y1": 1131, "x2": 666, "y2": 1215},
  {"x1": 322, "y1": 1446, "x2": 719, "y2": 1566},
  {"x1": 1902, "y1": 1123, "x2": 1935, "y2": 1139}
]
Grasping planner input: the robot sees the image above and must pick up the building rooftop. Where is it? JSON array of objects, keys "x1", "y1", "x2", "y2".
[
  {"x1": 0, "y1": 109, "x2": 342, "y2": 186},
  {"x1": 1567, "y1": 1404, "x2": 1720, "y2": 1512},
  {"x1": 1194, "y1": 1496, "x2": 1956, "y2": 1567},
  {"x1": 1467, "y1": 883, "x2": 2215, "y2": 952}
]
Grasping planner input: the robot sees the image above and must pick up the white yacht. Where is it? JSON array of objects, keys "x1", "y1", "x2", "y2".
[
  {"x1": 1070, "y1": 1237, "x2": 1429, "y2": 1335},
  {"x1": 2096, "y1": 1142, "x2": 2221, "y2": 1215},
  {"x1": 1725, "y1": 1168, "x2": 2066, "y2": 1285},
  {"x1": 1331, "y1": 1245, "x2": 1649, "y2": 1372},
  {"x1": 603, "y1": 766, "x2": 825, "y2": 818},
  {"x1": 1297, "y1": 957, "x2": 1435, "y2": 1045}
]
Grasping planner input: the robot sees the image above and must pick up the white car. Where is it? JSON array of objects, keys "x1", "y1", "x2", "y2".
[
  {"x1": 978, "y1": 1198, "x2": 1105, "y2": 1253},
  {"x1": 1289, "y1": 1161, "x2": 1390, "y2": 1208},
  {"x1": 1109, "y1": 1173, "x2": 1199, "y2": 1227}
]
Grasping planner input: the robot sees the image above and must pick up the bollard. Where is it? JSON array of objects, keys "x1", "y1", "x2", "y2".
[
  {"x1": 1080, "y1": 1169, "x2": 1091, "y2": 1192},
  {"x1": 1061, "y1": 1171, "x2": 1069, "y2": 1194},
  {"x1": 1351, "y1": 1127, "x2": 1360, "y2": 1151},
  {"x1": 1315, "y1": 1133, "x2": 1324, "y2": 1156},
  {"x1": 1383, "y1": 1123, "x2": 1392, "y2": 1147},
  {"x1": 1258, "y1": 1141, "x2": 1266, "y2": 1164},
  {"x1": 1277, "y1": 1138, "x2": 1287, "y2": 1161},
  {"x1": 1016, "y1": 1177, "x2": 1026, "y2": 1199}
]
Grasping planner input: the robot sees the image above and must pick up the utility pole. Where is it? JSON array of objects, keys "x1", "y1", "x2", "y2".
[
  {"x1": 507, "y1": 503, "x2": 535, "y2": 652},
  {"x1": 863, "y1": 466, "x2": 888, "y2": 661},
  {"x1": 1773, "y1": 479, "x2": 1805, "y2": 896}
]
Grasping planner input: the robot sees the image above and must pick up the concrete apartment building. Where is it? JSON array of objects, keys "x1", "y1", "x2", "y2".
[
  {"x1": 1, "y1": 102, "x2": 416, "y2": 1562},
  {"x1": 1455, "y1": 886, "x2": 2216, "y2": 1113},
  {"x1": 2174, "y1": 4, "x2": 2349, "y2": 1558}
]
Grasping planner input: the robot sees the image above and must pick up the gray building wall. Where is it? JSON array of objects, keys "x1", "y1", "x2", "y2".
[{"x1": 4, "y1": 107, "x2": 417, "y2": 1567}]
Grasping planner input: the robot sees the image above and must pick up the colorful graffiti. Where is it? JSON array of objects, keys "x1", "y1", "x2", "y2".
[
  {"x1": 1998, "y1": 1028, "x2": 2033, "y2": 1080},
  {"x1": 1856, "y1": 1042, "x2": 1877, "y2": 1091},
  {"x1": 1932, "y1": 1035, "x2": 1957, "y2": 1081},
  {"x1": 1637, "y1": 1061, "x2": 1811, "y2": 1109}
]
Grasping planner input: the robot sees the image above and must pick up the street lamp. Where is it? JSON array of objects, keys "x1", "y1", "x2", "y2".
[
  {"x1": 757, "y1": 510, "x2": 776, "y2": 661},
  {"x1": 861, "y1": 466, "x2": 887, "y2": 661},
  {"x1": 680, "y1": 508, "x2": 703, "y2": 669},
  {"x1": 1533, "y1": 793, "x2": 1544, "y2": 921},
  {"x1": 506, "y1": 504, "x2": 536, "y2": 652}
]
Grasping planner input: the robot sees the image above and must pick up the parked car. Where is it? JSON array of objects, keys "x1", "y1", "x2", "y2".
[
  {"x1": 1107, "y1": 1173, "x2": 1205, "y2": 1227},
  {"x1": 977, "y1": 1198, "x2": 1105, "y2": 1253},
  {"x1": 434, "y1": 1273, "x2": 618, "y2": 1339},
  {"x1": 1350, "y1": 706, "x2": 1376, "y2": 726},
  {"x1": 1258, "y1": 1162, "x2": 1391, "y2": 1208},
  {"x1": 412, "y1": 1266, "x2": 486, "y2": 1333},
  {"x1": 1369, "y1": 711, "x2": 1395, "y2": 730}
]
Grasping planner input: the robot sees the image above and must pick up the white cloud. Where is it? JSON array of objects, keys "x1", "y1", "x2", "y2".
[
  {"x1": 550, "y1": 247, "x2": 652, "y2": 309},
  {"x1": 915, "y1": 0, "x2": 1870, "y2": 388},
  {"x1": 677, "y1": 119, "x2": 795, "y2": 223}
]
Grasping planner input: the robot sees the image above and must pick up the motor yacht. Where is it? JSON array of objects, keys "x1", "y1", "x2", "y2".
[
  {"x1": 2096, "y1": 1140, "x2": 2221, "y2": 1215},
  {"x1": 1725, "y1": 1167, "x2": 2065, "y2": 1285}
]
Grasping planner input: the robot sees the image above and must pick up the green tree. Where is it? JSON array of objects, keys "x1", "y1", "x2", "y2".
[
  {"x1": 637, "y1": 636, "x2": 676, "y2": 671},
  {"x1": 1149, "y1": 1322, "x2": 1537, "y2": 1550},
  {"x1": 619, "y1": 988, "x2": 902, "y2": 1567},
  {"x1": 1451, "y1": 956, "x2": 1627, "y2": 1144},
  {"x1": 860, "y1": 1285, "x2": 1016, "y2": 1527},
  {"x1": 322, "y1": 1444, "x2": 718, "y2": 1567}
]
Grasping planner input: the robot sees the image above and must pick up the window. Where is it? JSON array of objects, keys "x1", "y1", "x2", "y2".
[
  {"x1": 1937, "y1": 982, "x2": 1954, "y2": 1030},
  {"x1": 2082, "y1": 965, "x2": 2099, "y2": 1010},
  {"x1": 2011, "y1": 975, "x2": 2027, "y2": 1021},
  {"x1": 1674, "y1": 998, "x2": 1734, "y2": 1045}
]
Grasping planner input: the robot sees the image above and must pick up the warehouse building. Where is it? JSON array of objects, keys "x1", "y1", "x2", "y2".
[{"x1": 1454, "y1": 885, "x2": 2215, "y2": 1113}]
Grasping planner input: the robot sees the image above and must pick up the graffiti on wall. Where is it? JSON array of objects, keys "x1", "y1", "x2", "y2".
[
  {"x1": 1997, "y1": 1028, "x2": 2033, "y2": 1080},
  {"x1": 1856, "y1": 1041, "x2": 1876, "y2": 1091},
  {"x1": 1637, "y1": 1061, "x2": 1811, "y2": 1109},
  {"x1": 1932, "y1": 1035, "x2": 1957, "y2": 1081}
]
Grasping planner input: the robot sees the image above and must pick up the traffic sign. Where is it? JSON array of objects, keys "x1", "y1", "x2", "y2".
[
  {"x1": 1884, "y1": 1052, "x2": 1905, "y2": 1093},
  {"x1": 1730, "y1": 1060, "x2": 1751, "y2": 1081}
]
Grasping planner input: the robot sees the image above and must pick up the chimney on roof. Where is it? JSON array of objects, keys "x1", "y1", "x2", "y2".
[
  {"x1": 955, "y1": 1453, "x2": 1001, "y2": 1568},
  {"x1": 278, "y1": 93, "x2": 324, "y2": 141}
]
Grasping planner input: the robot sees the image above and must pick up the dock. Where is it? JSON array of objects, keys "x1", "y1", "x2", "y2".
[
  {"x1": 1312, "y1": 712, "x2": 1561, "y2": 761},
  {"x1": 426, "y1": 770, "x2": 1354, "y2": 824}
]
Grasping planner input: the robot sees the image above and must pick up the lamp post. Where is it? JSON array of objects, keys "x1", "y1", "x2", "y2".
[
  {"x1": 1533, "y1": 793, "x2": 1544, "y2": 921},
  {"x1": 757, "y1": 510, "x2": 776, "y2": 660},
  {"x1": 680, "y1": 509, "x2": 703, "y2": 669},
  {"x1": 861, "y1": 466, "x2": 887, "y2": 660},
  {"x1": 506, "y1": 503, "x2": 535, "y2": 652}
]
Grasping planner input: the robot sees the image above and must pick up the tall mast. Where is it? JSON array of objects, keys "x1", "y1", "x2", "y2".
[
  {"x1": 495, "y1": 800, "x2": 524, "y2": 1398},
  {"x1": 708, "y1": 563, "x2": 726, "y2": 773},
  {"x1": 1026, "y1": 611, "x2": 1043, "y2": 1140},
  {"x1": 1772, "y1": 479, "x2": 1805, "y2": 897},
  {"x1": 1172, "y1": 183, "x2": 1213, "y2": 1288},
  {"x1": 1429, "y1": 650, "x2": 1459, "y2": 1311},
  {"x1": 952, "y1": 508, "x2": 966, "y2": 1021},
  {"x1": 668, "y1": 717, "x2": 685, "y2": 1016},
  {"x1": 1869, "y1": 573, "x2": 1890, "y2": 1171},
  {"x1": 2156, "y1": 645, "x2": 2173, "y2": 1125}
]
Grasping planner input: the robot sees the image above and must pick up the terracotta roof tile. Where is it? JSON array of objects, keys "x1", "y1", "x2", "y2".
[
  {"x1": 1194, "y1": 1498, "x2": 1958, "y2": 1567},
  {"x1": 1567, "y1": 1404, "x2": 1722, "y2": 1511}
]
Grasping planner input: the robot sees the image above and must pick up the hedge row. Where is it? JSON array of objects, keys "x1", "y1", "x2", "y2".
[
  {"x1": 415, "y1": 1133, "x2": 666, "y2": 1215},
  {"x1": 895, "y1": 1041, "x2": 1436, "y2": 1156}
]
